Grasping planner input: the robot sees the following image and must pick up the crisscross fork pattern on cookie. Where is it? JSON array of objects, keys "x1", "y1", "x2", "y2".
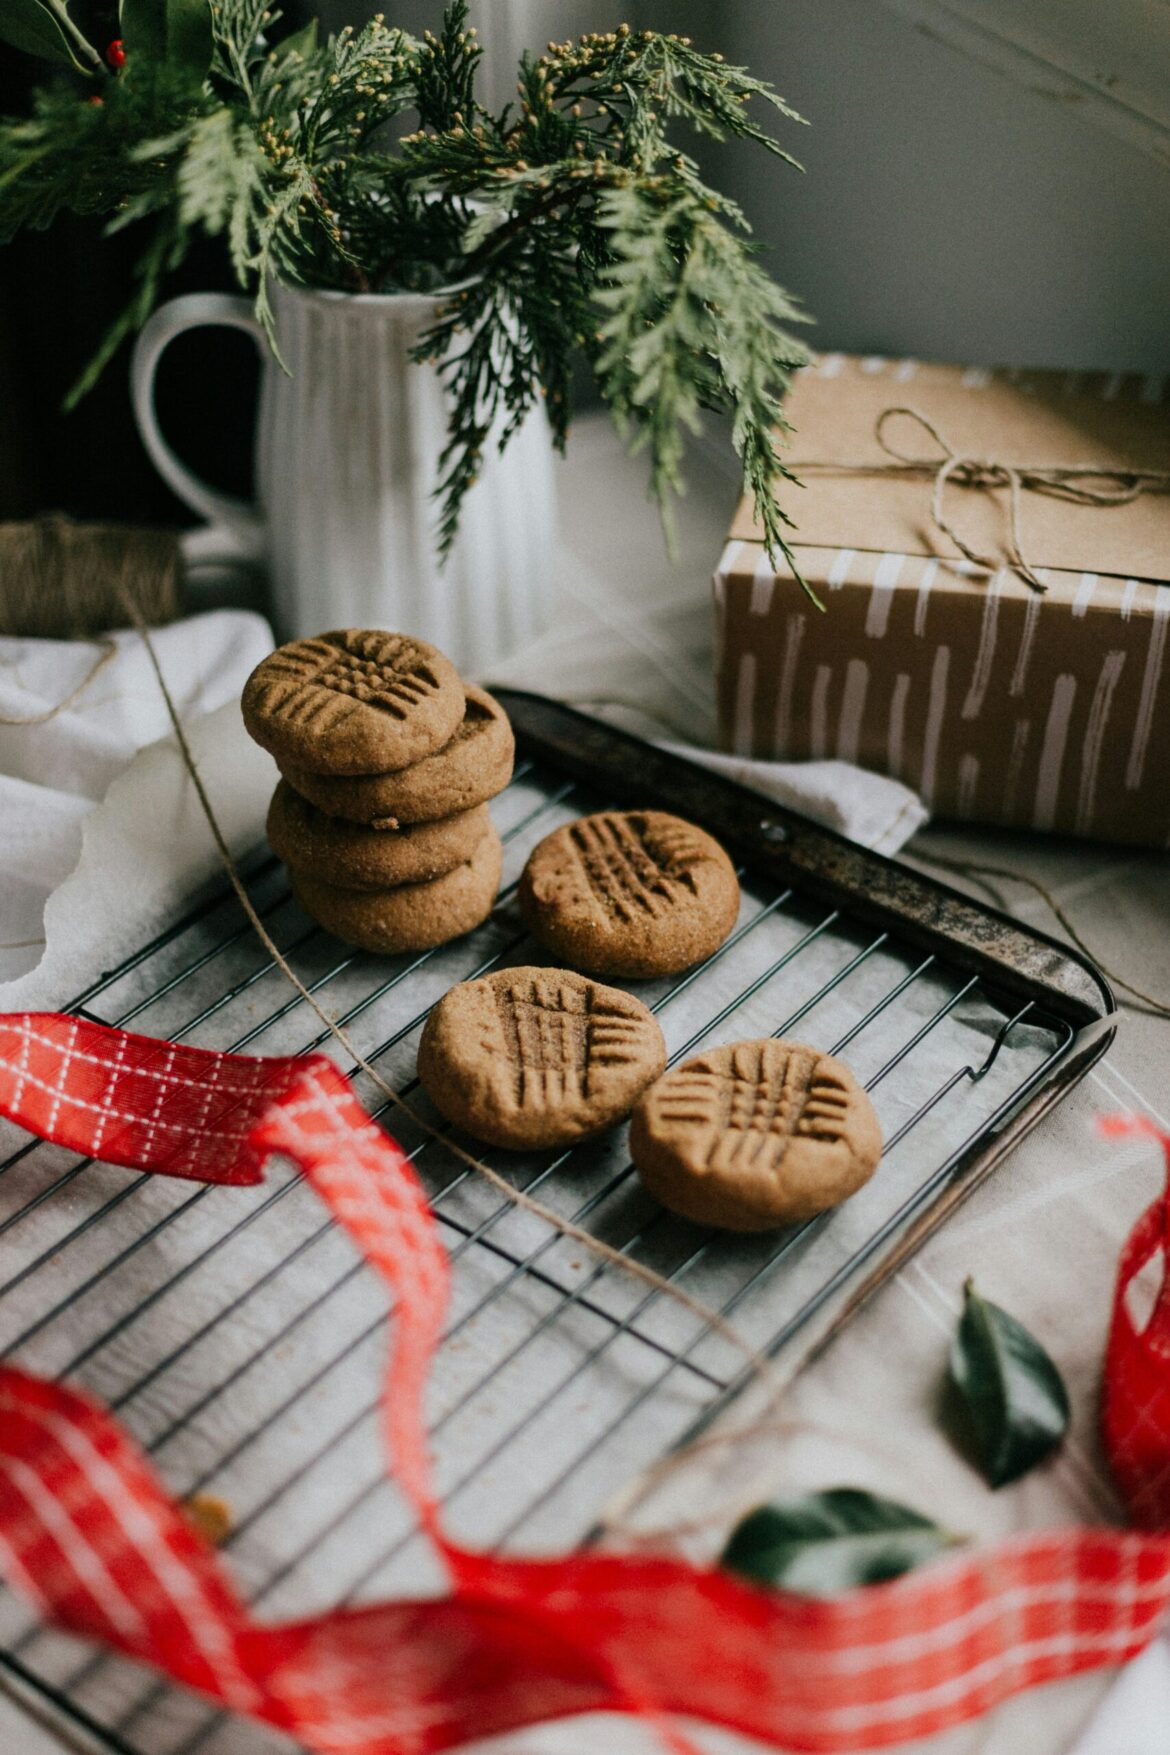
[
  {"x1": 654, "y1": 1043, "x2": 849, "y2": 1171},
  {"x1": 569, "y1": 813, "x2": 700, "y2": 922},
  {"x1": 493, "y1": 974, "x2": 651, "y2": 1108}
]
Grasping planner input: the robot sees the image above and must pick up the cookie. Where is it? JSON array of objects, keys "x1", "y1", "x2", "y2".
[
  {"x1": 242, "y1": 630, "x2": 464, "y2": 775},
  {"x1": 519, "y1": 810, "x2": 740, "y2": 979},
  {"x1": 280, "y1": 685, "x2": 515, "y2": 826},
  {"x1": 630, "y1": 1039, "x2": 881, "y2": 1232},
  {"x1": 267, "y1": 782, "x2": 491, "y2": 890},
  {"x1": 291, "y1": 825, "x2": 502, "y2": 954},
  {"x1": 418, "y1": 967, "x2": 667, "y2": 1151}
]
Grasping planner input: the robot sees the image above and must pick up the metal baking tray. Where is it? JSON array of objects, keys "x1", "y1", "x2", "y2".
[{"x1": 0, "y1": 690, "x2": 1114, "y2": 1755}]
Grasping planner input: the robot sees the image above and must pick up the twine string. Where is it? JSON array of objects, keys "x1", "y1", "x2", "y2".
[
  {"x1": 1, "y1": 505, "x2": 1161, "y2": 1527},
  {"x1": 908, "y1": 849, "x2": 1170, "y2": 1020},
  {"x1": 0, "y1": 514, "x2": 181, "y2": 638},
  {"x1": 0, "y1": 514, "x2": 180, "y2": 727},
  {"x1": 598, "y1": 1409, "x2": 958, "y2": 1543},
  {"x1": 113, "y1": 582, "x2": 779, "y2": 1399},
  {"x1": 0, "y1": 639, "x2": 117, "y2": 726},
  {"x1": 793, "y1": 404, "x2": 1170, "y2": 595},
  {"x1": 18, "y1": 573, "x2": 1161, "y2": 1537}
]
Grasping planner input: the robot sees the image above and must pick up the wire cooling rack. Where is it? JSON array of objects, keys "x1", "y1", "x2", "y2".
[{"x1": 0, "y1": 691, "x2": 1114, "y2": 1755}]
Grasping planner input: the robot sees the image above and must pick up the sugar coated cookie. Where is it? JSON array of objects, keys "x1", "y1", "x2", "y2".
[
  {"x1": 280, "y1": 685, "x2": 514, "y2": 825},
  {"x1": 519, "y1": 810, "x2": 740, "y2": 979},
  {"x1": 243, "y1": 630, "x2": 464, "y2": 775},
  {"x1": 291, "y1": 827, "x2": 502, "y2": 953},
  {"x1": 267, "y1": 782, "x2": 490, "y2": 890},
  {"x1": 418, "y1": 967, "x2": 667, "y2": 1150},
  {"x1": 630, "y1": 1039, "x2": 881, "y2": 1231}
]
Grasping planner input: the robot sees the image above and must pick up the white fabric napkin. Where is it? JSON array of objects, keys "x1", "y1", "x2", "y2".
[
  {"x1": 0, "y1": 604, "x2": 1159, "y2": 1755},
  {"x1": 0, "y1": 612, "x2": 276, "y2": 1007},
  {"x1": 486, "y1": 561, "x2": 927, "y2": 858},
  {"x1": 0, "y1": 583, "x2": 927, "y2": 1019},
  {"x1": 585, "y1": 703, "x2": 927, "y2": 854}
]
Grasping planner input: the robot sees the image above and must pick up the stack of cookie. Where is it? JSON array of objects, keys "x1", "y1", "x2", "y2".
[{"x1": 241, "y1": 629, "x2": 513, "y2": 953}]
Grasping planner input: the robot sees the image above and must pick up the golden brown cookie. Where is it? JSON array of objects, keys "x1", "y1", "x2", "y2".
[
  {"x1": 418, "y1": 967, "x2": 667, "y2": 1151},
  {"x1": 267, "y1": 782, "x2": 491, "y2": 890},
  {"x1": 291, "y1": 826, "x2": 503, "y2": 954},
  {"x1": 279, "y1": 686, "x2": 515, "y2": 826},
  {"x1": 519, "y1": 810, "x2": 740, "y2": 979},
  {"x1": 242, "y1": 630, "x2": 464, "y2": 775},
  {"x1": 630, "y1": 1039, "x2": 881, "y2": 1232}
]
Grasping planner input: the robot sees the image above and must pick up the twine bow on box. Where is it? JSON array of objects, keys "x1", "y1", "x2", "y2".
[{"x1": 796, "y1": 404, "x2": 1170, "y2": 594}]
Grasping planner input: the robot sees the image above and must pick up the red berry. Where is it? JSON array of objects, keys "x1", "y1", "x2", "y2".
[{"x1": 105, "y1": 38, "x2": 125, "y2": 68}]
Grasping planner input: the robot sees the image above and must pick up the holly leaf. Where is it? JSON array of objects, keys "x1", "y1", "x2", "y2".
[
  {"x1": 948, "y1": 1278, "x2": 1070, "y2": 1488},
  {"x1": 721, "y1": 1487, "x2": 958, "y2": 1597},
  {"x1": 119, "y1": 0, "x2": 212, "y2": 77},
  {"x1": 0, "y1": 0, "x2": 98, "y2": 68}
]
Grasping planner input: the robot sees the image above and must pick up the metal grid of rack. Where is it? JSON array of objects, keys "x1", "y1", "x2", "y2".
[{"x1": 0, "y1": 693, "x2": 1111, "y2": 1755}]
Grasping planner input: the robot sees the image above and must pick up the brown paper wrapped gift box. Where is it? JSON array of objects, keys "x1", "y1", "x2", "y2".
[{"x1": 714, "y1": 355, "x2": 1170, "y2": 847}]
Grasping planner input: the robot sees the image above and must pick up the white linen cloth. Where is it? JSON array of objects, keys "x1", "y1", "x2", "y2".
[
  {"x1": 483, "y1": 422, "x2": 1170, "y2": 1755},
  {"x1": 0, "y1": 594, "x2": 925, "y2": 1016},
  {"x1": 0, "y1": 612, "x2": 276, "y2": 1007},
  {"x1": 583, "y1": 703, "x2": 926, "y2": 855},
  {"x1": 0, "y1": 416, "x2": 1164, "y2": 1753}
]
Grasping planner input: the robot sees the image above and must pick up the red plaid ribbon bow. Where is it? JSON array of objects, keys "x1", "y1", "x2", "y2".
[{"x1": 0, "y1": 1012, "x2": 1168, "y2": 1753}]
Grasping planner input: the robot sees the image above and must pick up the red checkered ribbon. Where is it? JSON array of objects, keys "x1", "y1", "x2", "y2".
[{"x1": 0, "y1": 1012, "x2": 1168, "y2": 1753}]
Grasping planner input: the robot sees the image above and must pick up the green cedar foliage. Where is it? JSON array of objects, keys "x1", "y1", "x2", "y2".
[{"x1": 0, "y1": 1, "x2": 813, "y2": 577}]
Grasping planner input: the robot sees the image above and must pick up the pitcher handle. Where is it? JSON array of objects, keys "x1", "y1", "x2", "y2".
[{"x1": 130, "y1": 292, "x2": 268, "y2": 569}]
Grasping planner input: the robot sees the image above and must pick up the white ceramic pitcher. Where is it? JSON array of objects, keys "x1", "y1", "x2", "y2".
[{"x1": 130, "y1": 279, "x2": 557, "y2": 669}]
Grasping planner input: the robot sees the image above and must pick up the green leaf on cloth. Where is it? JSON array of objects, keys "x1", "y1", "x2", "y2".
[
  {"x1": 949, "y1": 1277, "x2": 1070, "y2": 1488},
  {"x1": 721, "y1": 1487, "x2": 957, "y2": 1596}
]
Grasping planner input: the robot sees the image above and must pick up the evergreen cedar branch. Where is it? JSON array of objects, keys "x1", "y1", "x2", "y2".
[{"x1": 0, "y1": 0, "x2": 817, "y2": 591}]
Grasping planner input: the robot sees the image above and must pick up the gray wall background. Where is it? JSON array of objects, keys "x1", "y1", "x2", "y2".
[
  {"x1": 676, "y1": 0, "x2": 1170, "y2": 373},
  {"x1": 323, "y1": 0, "x2": 1170, "y2": 372}
]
